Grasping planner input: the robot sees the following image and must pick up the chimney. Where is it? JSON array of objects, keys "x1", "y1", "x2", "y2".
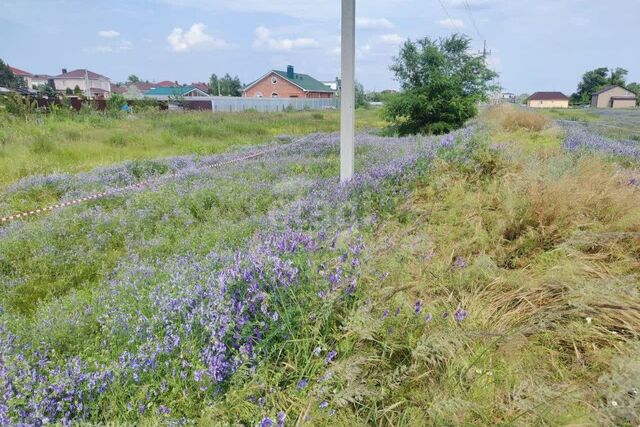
[
  {"x1": 287, "y1": 65, "x2": 294, "y2": 79},
  {"x1": 62, "y1": 68, "x2": 68, "y2": 74}
]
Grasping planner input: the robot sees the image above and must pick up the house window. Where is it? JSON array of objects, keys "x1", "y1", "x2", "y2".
[
  {"x1": 271, "y1": 93, "x2": 279, "y2": 98},
  {"x1": 255, "y1": 92, "x2": 263, "y2": 98},
  {"x1": 272, "y1": 77, "x2": 277, "y2": 84}
]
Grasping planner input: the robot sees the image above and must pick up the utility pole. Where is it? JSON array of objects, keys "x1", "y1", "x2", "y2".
[{"x1": 340, "y1": 0, "x2": 356, "y2": 183}]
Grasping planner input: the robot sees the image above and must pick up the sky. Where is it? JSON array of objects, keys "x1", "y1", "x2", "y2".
[{"x1": 1, "y1": 0, "x2": 639, "y2": 95}]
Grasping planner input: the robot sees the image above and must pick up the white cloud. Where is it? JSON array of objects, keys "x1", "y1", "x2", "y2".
[
  {"x1": 98, "y1": 30, "x2": 120, "y2": 38},
  {"x1": 439, "y1": 18, "x2": 465, "y2": 29},
  {"x1": 91, "y1": 39, "x2": 132, "y2": 54},
  {"x1": 356, "y1": 17, "x2": 394, "y2": 30},
  {"x1": 253, "y1": 26, "x2": 320, "y2": 52},
  {"x1": 378, "y1": 33, "x2": 405, "y2": 45},
  {"x1": 167, "y1": 23, "x2": 230, "y2": 52}
]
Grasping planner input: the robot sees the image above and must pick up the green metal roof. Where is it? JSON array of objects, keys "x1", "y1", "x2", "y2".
[
  {"x1": 144, "y1": 86, "x2": 207, "y2": 96},
  {"x1": 272, "y1": 70, "x2": 334, "y2": 92}
]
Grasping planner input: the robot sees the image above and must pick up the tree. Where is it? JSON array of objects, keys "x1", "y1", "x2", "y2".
[
  {"x1": 73, "y1": 85, "x2": 82, "y2": 96},
  {"x1": 208, "y1": 73, "x2": 242, "y2": 96},
  {"x1": 127, "y1": 75, "x2": 141, "y2": 84},
  {"x1": 37, "y1": 84, "x2": 59, "y2": 98},
  {"x1": 0, "y1": 59, "x2": 25, "y2": 89},
  {"x1": 571, "y1": 67, "x2": 630, "y2": 105},
  {"x1": 383, "y1": 34, "x2": 498, "y2": 135},
  {"x1": 355, "y1": 81, "x2": 368, "y2": 109},
  {"x1": 608, "y1": 67, "x2": 628, "y2": 86},
  {"x1": 516, "y1": 93, "x2": 530, "y2": 105},
  {"x1": 627, "y1": 82, "x2": 640, "y2": 106},
  {"x1": 65, "y1": 88, "x2": 73, "y2": 95},
  {"x1": 208, "y1": 74, "x2": 219, "y2": 95}
]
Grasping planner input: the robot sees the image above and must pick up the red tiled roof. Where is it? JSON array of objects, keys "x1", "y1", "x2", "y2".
[
  {"x1": 528, "y1": 91, "x2": 569, "y2": 101},
  {"x1": 156, "y1": 81, "x2": 176, "y2": 87},
  {"x1": 9, "y1": 66, "x2": 32, "y2": 76},
  {"x1": 111, "y1": 84, "x2": 127, "y2": 94},
  {"x1": 191, "y1": 82, "x2": 209, "y2": 92},
  {"x1": 55, "y1": 69, "x2": 110, "y2": 80},
  {"x1": 133, "y1": 82, "x2": 155, "y2": 92}
]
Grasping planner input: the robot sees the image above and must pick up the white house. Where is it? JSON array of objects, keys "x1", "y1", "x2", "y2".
[{"x1": 53, "y1": 69, "x2": 111, "y2": 98}]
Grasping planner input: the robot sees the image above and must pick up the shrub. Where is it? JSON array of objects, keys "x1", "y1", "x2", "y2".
[{"x1": 499, "y1": 108, "x2": 550, "y2": 132}]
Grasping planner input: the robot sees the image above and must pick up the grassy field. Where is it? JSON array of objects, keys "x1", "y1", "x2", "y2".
[
  {"x1": 1, "y1": 106, "x2": 639, "y2": 425},
  {"x1": 0, "y1": 109, "x2": 384, "y2": 189}
]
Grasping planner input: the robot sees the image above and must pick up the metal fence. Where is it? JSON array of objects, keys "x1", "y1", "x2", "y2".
[{"x1": 207, "y1": 96, "x2": 338, "y2": 112}]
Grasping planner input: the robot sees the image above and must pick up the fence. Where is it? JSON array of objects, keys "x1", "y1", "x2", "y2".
[
  {"x1": 207, "y1": 96, "x2": 338, "y2": 112},
  {"x1": 13, "y1": 96, "x2": 338, "y2": 114}
]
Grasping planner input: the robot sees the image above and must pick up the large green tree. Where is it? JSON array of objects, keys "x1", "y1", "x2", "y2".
[
  {"x1": 0, "y1": 59, "x2": 25, "y2": 89},
  {"x1": 208, "y1": 73, "x2": 242, "y2": 96},
  {"x1": 383, "y1": 34, "x2": 498, "y2": 135},
  {"x1": 571, "y1": 67, "x2": 630, "y2": 105}
]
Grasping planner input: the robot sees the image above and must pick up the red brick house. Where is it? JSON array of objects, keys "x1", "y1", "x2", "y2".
[{"x1": 243, "y1": 66, "x2": 334, "y2": 99}]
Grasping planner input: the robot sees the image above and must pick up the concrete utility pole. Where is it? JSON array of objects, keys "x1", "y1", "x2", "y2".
[{"x1": 340, "y1": 0, "x2": 356, "y2": 182}]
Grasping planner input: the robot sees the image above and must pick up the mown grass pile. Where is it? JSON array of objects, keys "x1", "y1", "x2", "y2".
[{"x1": 1, "y1": 106, "x2": 639, "y2": 425}]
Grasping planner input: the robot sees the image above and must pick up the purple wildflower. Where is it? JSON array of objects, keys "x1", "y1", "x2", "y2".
[
  {"x1": 319, "y1": 401, "x2": 329, "y2": 409},
  {"x1": 455, "y1": 308, "x2": 468, "y2": 323},
  {"x1": 414, "y1": 301, "x2": 423, "y2": 314},
  {"x1": 261, "y1": 417, "x2": 274, "y2": 427},
  {"x1": 277, "y1": 411, "x2": 286, "y2": 427},
  {"x1": 324, "y1": 350, "x2": 337, "y2": 365},
  {"x1": 425, "y1": 313, "x2": 433, "y2": 323},
  {"x1": 296, "y1": 378, "x2": 308, "y2": 390}
]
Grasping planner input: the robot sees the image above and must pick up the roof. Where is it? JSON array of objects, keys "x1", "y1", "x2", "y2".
[
  {"x1": 156, "y1": 81, "x2": 177, "y2": 87},
  {"x1": 244, "y1": 70, "x2": 334, "y2": 93},
  {"x1": 528, "y1": 91, "x2": 569, "y2": 101},
  {"x1": 144, "y1": 86, "x2": 208, "y2": 97},
  {"x1": 54, "y1": 69, "x2": 110, "y2": 80},
  {"x1": 191, "y1": 82, "x2": 209, "y2": 92},
  {"x1": 111, "y1": 84, "x2": 127, "y2": 94},
  {"x1": 9, "y1": 66, "x2": 32, "y2": 76},
  {"x1": 592, "y1": 85, "x2": 637, "y2": 96}
]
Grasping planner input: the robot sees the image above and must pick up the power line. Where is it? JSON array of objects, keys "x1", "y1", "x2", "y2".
[
  {"x1": 436, "y1": 0, "x2": 455, "y2": 21},
  {"x1": 462, "y1": 0, "x2": 484, "y2": 41}
]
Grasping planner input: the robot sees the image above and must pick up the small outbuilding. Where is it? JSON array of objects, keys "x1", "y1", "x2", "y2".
[
  {"x1": 527, "y1": 92, "x2": 570, "y2": 108},
  {"x1": 591, "y1": 85, "x2": 637, "y2": 109}
]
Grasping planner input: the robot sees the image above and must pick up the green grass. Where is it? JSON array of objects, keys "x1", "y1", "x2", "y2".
[
  {"x1": 0, "y1": 109, "x2": 384, "y2": 189},
  {"x1": 2, "y1": 107, "x2": 639, "y2": 425}
]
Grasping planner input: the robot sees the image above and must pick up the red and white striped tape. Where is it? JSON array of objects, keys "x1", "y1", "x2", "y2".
[{"x1": 0, "y1": 146, "x2": 280, "y2": 225}]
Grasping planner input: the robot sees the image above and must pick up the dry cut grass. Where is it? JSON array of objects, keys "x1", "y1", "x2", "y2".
[{"x1": 318, "y1": 123, "x2": 640, "y2": 425}]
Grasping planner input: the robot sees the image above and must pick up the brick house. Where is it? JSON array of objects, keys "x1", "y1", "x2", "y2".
[{"x1": 243, "y1": 65, "x2": 335, "y2": 99}]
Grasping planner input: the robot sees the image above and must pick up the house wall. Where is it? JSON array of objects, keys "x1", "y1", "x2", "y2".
[
  {"x1": 53, "y1": 78, "x2": 111, "y2": 93},
  {"x1": 611, "y1": 98, "x2": 637, "y2": 109},
  {"x1": 592, "y1": 86, "x2": 637, "y2": 108},
  {"x1": 527, "y1": 99, "x2": 569, "y2": 108},
  {"x1": 243, "y1": 72, "x2": 307, "y2": 98}
]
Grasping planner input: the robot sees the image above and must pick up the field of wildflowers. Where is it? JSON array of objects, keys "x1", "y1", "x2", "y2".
[{"x1": 1, "y1": 107, "x2": 639, "y2": 425}]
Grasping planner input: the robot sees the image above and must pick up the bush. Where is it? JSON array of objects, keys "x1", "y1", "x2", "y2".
[{"x1": 383, "y1": 34, "x2": 498, "y2": 135}]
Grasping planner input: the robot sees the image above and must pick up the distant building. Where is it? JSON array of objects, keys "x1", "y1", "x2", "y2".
[
  {"x1": 527, "y1": 92, "x2": 570, "y2": 108},
  {"x1": 191, "y1": 82, "x2": 210, "y2": 94},
  {"x1": 53, "y1": 69, "x2": 111, "y2": 98},
  {"x1": 9, "y1": 66, "x2": 52, "y2": 90},
  {"x1": 501, "y1": 92, "x2": 516, "y2": 103},
  {"x1": 591, "y1": 85, "x2": 637, "y2": 109},
  {"x1": 243, "y1": 65, "x2": 335, "y2": 99},
  {"x1": 144, "y1": 86, "x2": 209, "y2": 99}
]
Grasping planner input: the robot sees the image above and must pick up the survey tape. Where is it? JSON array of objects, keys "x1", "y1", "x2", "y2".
[{"x1": 0, "y1": 145, "x2": 282, "y2": 225}]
